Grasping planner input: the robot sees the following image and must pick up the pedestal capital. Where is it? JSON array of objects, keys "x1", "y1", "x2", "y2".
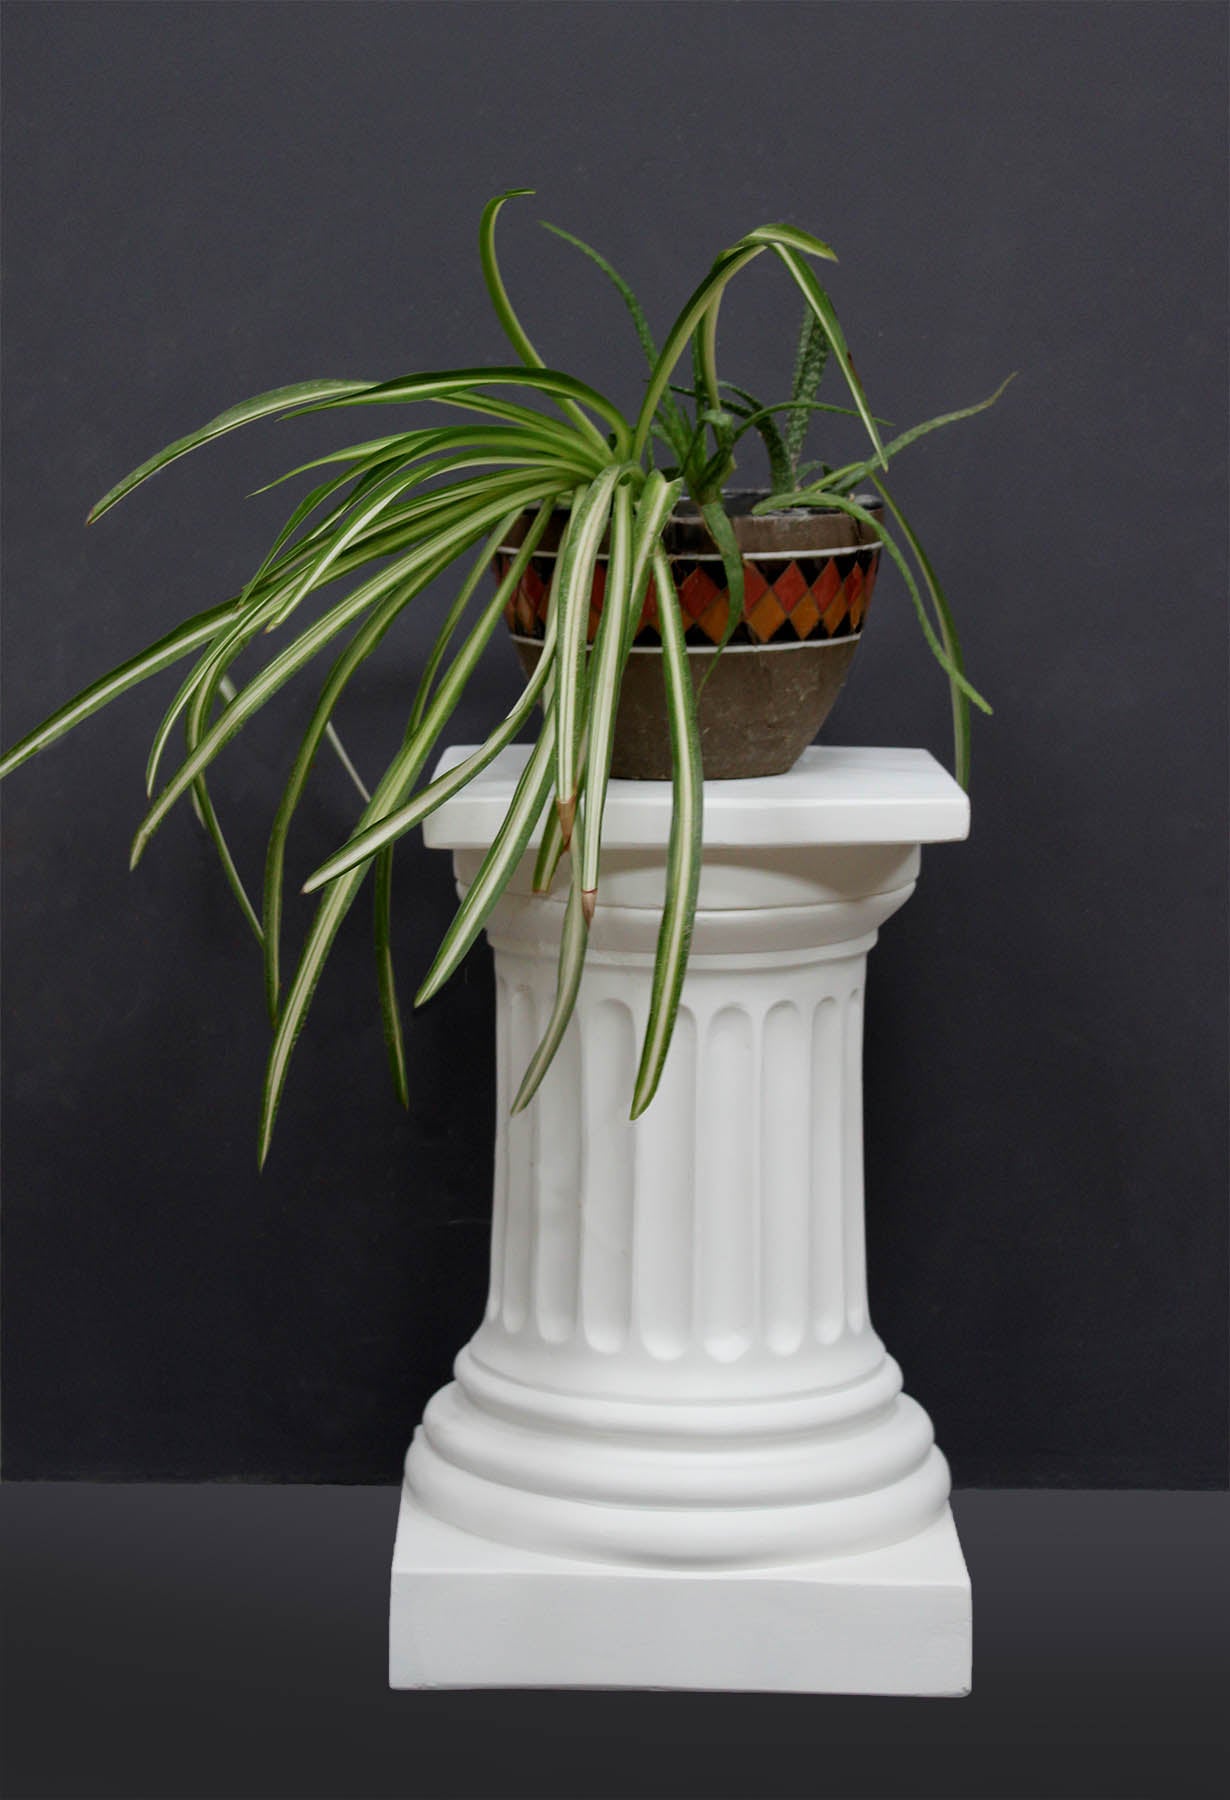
[{"x1": 423, "y1": 743, "x2": 970, "y2": 855}]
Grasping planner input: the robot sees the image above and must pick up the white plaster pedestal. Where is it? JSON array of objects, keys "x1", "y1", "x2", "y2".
[{"x1": 391, "y1": 745, "x2": 972, "y2": 1694}]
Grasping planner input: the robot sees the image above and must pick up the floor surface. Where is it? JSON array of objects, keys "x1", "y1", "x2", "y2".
[{"x1": 1, "y1": 1486, "x2": 1226, "y2": 1799}]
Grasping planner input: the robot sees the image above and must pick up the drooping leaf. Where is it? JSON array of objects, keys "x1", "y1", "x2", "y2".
[
  {"x1": 754, "y1": 486, "x2": 992, "y2": 718},
  {"x1": 478, "y1": 191, "x2": 610, "y2": 455},
  {"x1": 741, "y1": 221, "x2": 840, "y2": 263},
  {"x1": 364, "y1": 486, "x2": 525, "y2": 1099},
  {"x1": 531, "y1": 806, "x2": 567, "y2": 896},
  {"x1": 301, "y1": 504, "x2": 558, "y2": 892},
  {"x1": 553, "y1": 466, "x2": 625, "y2": 842},
  {"x1": 0, "y1": 598, "x2": 243, "y2": 781},
  {"x1": 183, "y1": 673, "x2": 264, "y2": 945},
  {"x1": 256, "y1": 500, "x2": 561, "y2": 1164},
  {"x1": 873, "y1": 478, "x2": 974, "y2": 789},
  {"x1": 634, "y1": 219, "x2": 843, "y2": 465},
  {"x1": 577, "y1": 481, "x2": 634, "y2": 916},
  {"x1": 698, "y1": 496, "x2": 745, "y2": 661},
  {"x1": 413, "y1": 723, "x2": 556, "y2": 1010},
  {"x1": 302, "y1": 364, "x2": 631, "y2": 458},
  {"x1": 88, "y1": 379, "x2": 379, "y2": 522},
  {"x1": 633, "y1": 242, "x2": 766, "y2": 460},
  {"x1": 510, "y1": 882, "x2": 589, "y2": 1113},
  {"x1": 373, "y1": 848, "x2": 409, "y2": 1108},
  {"x1": 261, "y1": 556, "x2": 442, "y2": 1020},
  {"x1": 407, "y1": 515, "x2": 518, "y2": 738},
  {"x1": 248, "y1": 434, "x2": 417, "y2": 495},
  {"x1": 631, "y1": 548, "x2": 703, "y2": 1118},
  {"x1": 132, "y1": 481, "x2": 561, "y2": 868}
]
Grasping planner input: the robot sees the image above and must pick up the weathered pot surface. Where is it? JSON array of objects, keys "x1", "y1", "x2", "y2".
[{"x1": 496, "y1": 489, "x2": 883, "y2": 780}]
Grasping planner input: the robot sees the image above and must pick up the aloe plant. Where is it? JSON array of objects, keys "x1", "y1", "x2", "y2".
[{"x1": 0, "y1": 190, "x2": 1008, "y2": 1160}]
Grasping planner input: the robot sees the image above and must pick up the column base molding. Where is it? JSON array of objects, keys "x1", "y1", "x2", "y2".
[{"x1": 390, "y1": 1487, "x2": 971, "y2": 1695}]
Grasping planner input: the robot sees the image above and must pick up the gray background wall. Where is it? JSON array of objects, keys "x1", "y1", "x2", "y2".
[{"x1": 2, "y1": 0, "x2": 1226, "y2": 1486}]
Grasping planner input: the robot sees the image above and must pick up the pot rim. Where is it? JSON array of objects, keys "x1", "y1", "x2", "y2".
[
  {"x1": 497, "y1": 488, "x2": 883, "y2": 560},
  {"x1": 671, "y1": 487, "x2": 883, "y2": 520},
  {"x1": 508, "y1": 630, "x2": 863, "y2": 655},
  {"x1": 509, "y1": 487, "x2": 883, "y2": 521}
]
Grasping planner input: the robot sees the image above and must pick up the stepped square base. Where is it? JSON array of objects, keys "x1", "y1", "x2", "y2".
[{"x1": 390, "y1": 1488, "x2": 972, "y2": 1695}]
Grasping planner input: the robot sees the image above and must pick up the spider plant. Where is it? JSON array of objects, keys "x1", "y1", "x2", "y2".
[{"x1": 0, "y1": 191, "x2": 1008, "y2": 1162}]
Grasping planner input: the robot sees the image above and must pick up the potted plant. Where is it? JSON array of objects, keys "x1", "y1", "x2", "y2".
[{"x1": 0, "y1": 191, "x2": 1008, "y2": 1159}]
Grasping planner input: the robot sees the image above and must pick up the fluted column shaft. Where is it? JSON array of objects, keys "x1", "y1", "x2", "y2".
[{"x1": 482, "y1": 920, "x2": 876, "y2": 1392}]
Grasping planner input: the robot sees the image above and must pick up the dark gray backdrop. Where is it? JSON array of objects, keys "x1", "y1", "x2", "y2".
[{"x1": 2, "y1": 0, "x2": 1226, "y2": 1486}]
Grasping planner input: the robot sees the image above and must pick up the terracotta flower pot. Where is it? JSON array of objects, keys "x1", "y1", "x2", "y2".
[{"x1": 494, "y1": 489, "x2": 882, "y2": 780}]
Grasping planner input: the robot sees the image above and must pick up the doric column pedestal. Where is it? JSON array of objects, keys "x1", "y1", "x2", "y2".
[{"x1": 391, "y1": 746, "x2": 972, "y2": 1694}]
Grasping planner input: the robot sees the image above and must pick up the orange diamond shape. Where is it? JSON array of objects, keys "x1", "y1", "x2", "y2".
[
  {"x1": 772, "y1": 561, "x2": 808, "y2": 612},
  {"x1": 821, "y1": 579, "x2": 850, "y2": 636},
  {"x1": 843, "y1": 565, "x2": 865, "y2": 630},
  {"x1": 790, "y1": 594, "x2": 821, "y2": 639},
  {"x1": 746, "y1": 591, "x2": 786, "y2": 642},
  {"x1": 696, "y1": 596, "x2": 732, "y2": 644}
]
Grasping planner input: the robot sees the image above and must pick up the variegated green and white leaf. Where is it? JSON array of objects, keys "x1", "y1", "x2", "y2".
[
  {"x1": 510, "y1": 881, "x2": 589, "y2": 1113},
  {"x1": 0, "y1": 599, "x2": 243, "y2": 781},
  {"x1": 88, "y1": 379, "x2": 379, "y2": 522},
  {"x1": 132, "y1": 481, "x2": 560, "y2": 867},
  {"x1": 577, "y1": 480, "x2": 634, "y2": 916},
  {"x1": 479, "y1": 191, "x2": 610, "y2": 455},
  {"x1": 873, "y1": 478, "x2": 975, "y2": 789},
  {"x1": 298, "y1": 365, "x2": 631, "y2": 457},
  {"x1": 553, "y1": 465, "x2": 626, "y2": 844},
  {"x1": 631, "y1": 548, "x2": 703, "y2": 1119},
  {"x1": 301, "y1": 504, "x2": 558, "y2": 892},
  {"x1": 414, "y1": 722, "x2": 556, "y2": 1010}
]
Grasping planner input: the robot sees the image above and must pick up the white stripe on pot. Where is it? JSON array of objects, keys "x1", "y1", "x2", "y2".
[
  {"x1": 508, "y1": 633, "x2": 864, "y2": 654},
  {"x1": 495, "y1": 544, "x2": 883, "y2": 562}
]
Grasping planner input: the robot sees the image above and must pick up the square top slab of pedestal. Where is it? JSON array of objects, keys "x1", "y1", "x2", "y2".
[{"x1": 422, "y1": 745, "x2": 969, "y2": 851}]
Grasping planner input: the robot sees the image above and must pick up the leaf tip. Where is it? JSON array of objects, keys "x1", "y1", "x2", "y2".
[
  {"x1": 556, "y1": 794, "x2": 576, "y2": 849},
  {"x1": 581, "y1": 888, "x2": 597, "y2": 927}
]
